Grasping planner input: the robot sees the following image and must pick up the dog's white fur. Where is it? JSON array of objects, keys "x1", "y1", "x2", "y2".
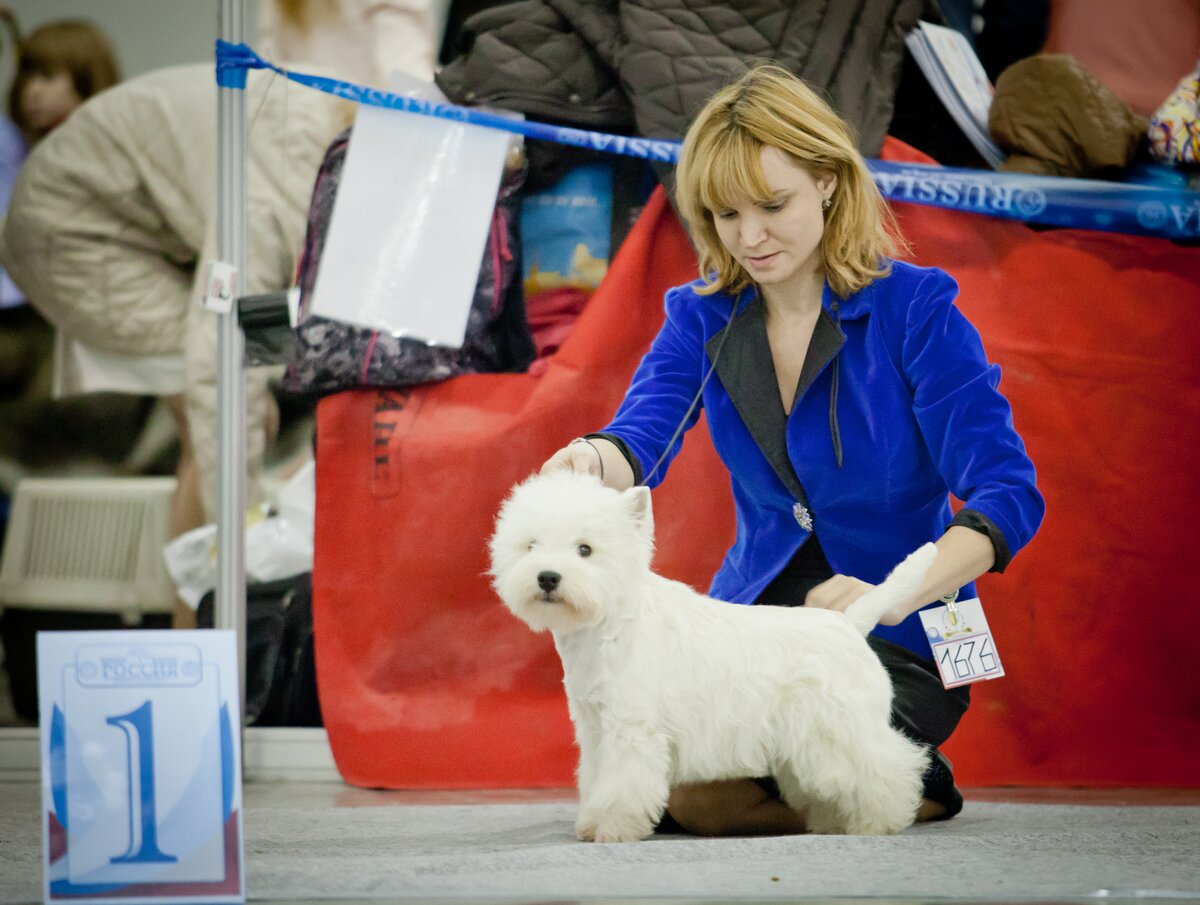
[{"x1": 489, "y1": 471, "x2": 933, "y2": 842}]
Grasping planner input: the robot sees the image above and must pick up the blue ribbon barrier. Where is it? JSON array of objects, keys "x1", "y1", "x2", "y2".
[
  {"x1": 215, "y1": 41, "x2": 680, "y2": 162},
  {"x1": 872, "y1": 160, "x2": 1200, "y2": 241},
  {"x1": 215, "y1": 40, "x2": 1200, "y2": 241}
]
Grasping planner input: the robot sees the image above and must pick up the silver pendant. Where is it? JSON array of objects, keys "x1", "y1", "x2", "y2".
[{"x1": 793, "y1": 502, "x2": 813, "y2": 531}]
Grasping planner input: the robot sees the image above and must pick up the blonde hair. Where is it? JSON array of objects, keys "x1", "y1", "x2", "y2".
[{"x1": 675, "y1": 64, "x2": 903, "y2": 299}]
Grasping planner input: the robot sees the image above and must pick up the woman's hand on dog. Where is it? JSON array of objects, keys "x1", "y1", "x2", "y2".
[
  {"x1": 805, "y1": 574, "x2": 872, "y2": 614},
  {"x1": 542, "y1": 441, "x2": 603, "y2": 478},
  {"x1": 541, "y1": 437, "x2": 635, "y2": 490},
  {"x1": 807, "y1": 575, "x2": 915, "y2": 626}
]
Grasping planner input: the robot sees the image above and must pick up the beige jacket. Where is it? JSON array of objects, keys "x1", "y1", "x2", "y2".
[
  {"x1": 0, "y1": 63, "x2": 351, "y2": 516},
  {"x1": 257, "y1": 0, "x2": 437, "y2": 86}
]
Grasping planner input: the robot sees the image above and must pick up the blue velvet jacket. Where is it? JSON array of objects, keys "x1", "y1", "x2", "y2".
[{"x1": 600, "y1": 260, "x2": 1044, "y2": 655}]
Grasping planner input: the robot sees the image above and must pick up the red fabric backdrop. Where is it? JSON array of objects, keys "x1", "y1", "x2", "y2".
[{"x1": 314, "y1": 138, "x2": 1200, "y2": 789}]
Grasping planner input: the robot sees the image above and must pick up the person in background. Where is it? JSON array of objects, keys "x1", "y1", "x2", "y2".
[
  {"x1": 0, "y1": 63, "x2": 352, "y2": 627},
  {"x1": 1, "y1": 16, "x2": 120, "y2": 395},
  {"x1": 7, "y1": 18, "x2": 119, "y2": 144},
  {"x1": 0, "y1": 7, "x2": 28, "y2": 312},
  {"x1": 542, "y1": 64, "x2": 1044, "y2": 835},
  {"x1": 257, "y1": 0, "x2": 437, "y2": 85}
]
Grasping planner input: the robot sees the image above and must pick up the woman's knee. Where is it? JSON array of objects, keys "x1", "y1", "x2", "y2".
[
  {"x1": 667, "y1": 781, "x2": 765, "y2": 836},
  {"x1": 667, "y1": 784, "x2": 726, "y2": 836}
]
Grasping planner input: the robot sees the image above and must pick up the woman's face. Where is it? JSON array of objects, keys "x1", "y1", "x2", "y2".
[
  {"x1": 711, "y1": 146, "x2": 835, "y2": 306},
  {"x1": 20, "y1": 71, "x2": 83, "y2": 138}
]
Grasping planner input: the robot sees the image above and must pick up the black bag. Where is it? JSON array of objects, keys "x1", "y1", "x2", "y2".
[
  {"x1": 197, "y1": 572, "x2": 321, "y2": 727},
  {"x1": 0, "y1": 609, "x2": 172, "y2": 723},
  {"x1": 281, "y1": 129, "x2": 535, "y2": 396}
]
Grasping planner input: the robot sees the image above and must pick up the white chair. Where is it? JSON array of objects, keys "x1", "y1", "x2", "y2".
[{"x1": 0, "y1": 476, "x2": 178, "y2": 625}]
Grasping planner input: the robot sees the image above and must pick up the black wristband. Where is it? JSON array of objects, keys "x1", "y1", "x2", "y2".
[{"x1": 569, "y1": 437, "x2": 604, "y2": 482}]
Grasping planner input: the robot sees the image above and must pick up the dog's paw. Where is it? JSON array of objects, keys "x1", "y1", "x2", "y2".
[
  {"x1": 591, "y1": 814, "x2": 653, "y2": 843},
  {"x1": 575, "y1": 819, "x2": 598, "y2": 842}
]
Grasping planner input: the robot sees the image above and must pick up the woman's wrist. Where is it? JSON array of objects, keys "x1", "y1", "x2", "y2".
[
  {"x1": 568, "y1": 437, "x2": 605, "y2": 481},
  {"x1": 579, "y1": 436, "x2": 636, "y2": 490}
]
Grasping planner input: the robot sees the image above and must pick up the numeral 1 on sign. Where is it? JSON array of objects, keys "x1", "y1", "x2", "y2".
[{"x1": 106, "y1": 701, "x2": 178, "y2": 865}]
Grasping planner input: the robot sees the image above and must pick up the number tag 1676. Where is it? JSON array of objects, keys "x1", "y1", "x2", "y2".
[
  {"x1": 919, "y1": 597, "x2": 1005, "y2": 689},
  {"x1": 37, "y1": 630, "x2": 244, "y2": 903}
]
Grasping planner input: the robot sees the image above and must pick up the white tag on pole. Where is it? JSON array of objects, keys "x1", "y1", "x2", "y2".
[
  {"x1": 307, "y1": 74, "x2": 515, "y2": 346},
  {"x1": 202, "y1": 261, "x2": 239, "y2": 315},
  {"x1": 38, "y1": 630, "x2": 245, "y2": 903},
  {"x1": 919, "y1": 597, "x2": 1006, "y2": 689}
]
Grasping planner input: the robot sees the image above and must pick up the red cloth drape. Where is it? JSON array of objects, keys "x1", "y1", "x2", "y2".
[{"x1": 314, "y1": 139, "x2": 1200, "y2": 788}]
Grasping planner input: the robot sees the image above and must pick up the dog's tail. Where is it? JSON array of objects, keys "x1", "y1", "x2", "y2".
[{"x1": 843, "y1": 543, "x2": 938, "y2": 635}]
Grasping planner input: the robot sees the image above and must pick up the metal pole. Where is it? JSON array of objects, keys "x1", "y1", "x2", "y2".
[{"x1": 216, "y1": 0, "x2": 247, "y2": 720}]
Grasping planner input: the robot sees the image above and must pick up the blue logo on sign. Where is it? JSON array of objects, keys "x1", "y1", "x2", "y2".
[
  {"x1": 1137, "y1": 202, "x2": 1169, "y2": 229},
  {"x1": 1015, "y1": 189, "x2": 1047, "y2": 217}
]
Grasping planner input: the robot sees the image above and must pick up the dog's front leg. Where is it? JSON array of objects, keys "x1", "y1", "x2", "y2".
[
  {"x1": 571, "y1": 710, "x2": 603, "y2": 842},
  {"x1": 577, "y1": 730, "x2": 670, "y2": 843}
]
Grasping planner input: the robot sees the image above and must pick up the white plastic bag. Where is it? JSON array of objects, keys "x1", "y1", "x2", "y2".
[
  {"x1": 162, "y1": 523, "x2": 218, "y2": 609},
  {"x1": 162, "y1": 462, "x2": 316, "y2": 607},
  {"x1": 244, "y1": 516, "x2": 312, "y2": 584}
]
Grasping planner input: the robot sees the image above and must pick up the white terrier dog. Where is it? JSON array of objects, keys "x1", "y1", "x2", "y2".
[{"x1": 489, "y1": 471, "x2": 934, "y2": 842}]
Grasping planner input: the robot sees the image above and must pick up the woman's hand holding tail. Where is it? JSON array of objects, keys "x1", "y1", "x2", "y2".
[{"x1": 805, "y1": 574, "x2": 873, "y2": 614}]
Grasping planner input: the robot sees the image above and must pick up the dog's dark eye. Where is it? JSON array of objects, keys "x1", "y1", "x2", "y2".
[
  {"x1": 577, "y1": 544, "x2": 592, "y2": 558},
  {"x1": 527, "y1": 540, "x2": 536, "y2": 551}
]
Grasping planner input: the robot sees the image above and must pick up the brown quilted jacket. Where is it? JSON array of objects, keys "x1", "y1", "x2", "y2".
[{"x1": 436, "y1": 0, "x2": 931, "y2": 156}]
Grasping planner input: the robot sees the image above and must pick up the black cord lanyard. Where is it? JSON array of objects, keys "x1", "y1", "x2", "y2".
[{"x1": 639, "y1": 290, "x2": 743, "y2": 487}]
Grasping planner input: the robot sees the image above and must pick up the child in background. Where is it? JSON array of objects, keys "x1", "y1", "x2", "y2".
[
  {"x1": 8, "y1": 18, "x2": 119, "y2": 144},
  {"x1": 0, "y1": 7, "x2": 28, "y2": 311}
]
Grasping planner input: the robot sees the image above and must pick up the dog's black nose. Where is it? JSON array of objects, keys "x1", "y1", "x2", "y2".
[{"x1": 537, "y1": 570, "x2": 561, "y2": 592}]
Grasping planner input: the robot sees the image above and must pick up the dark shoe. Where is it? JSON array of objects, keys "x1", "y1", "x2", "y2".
[{"x1": 922, "y1": 749, "x2": 964, "y2": 819}]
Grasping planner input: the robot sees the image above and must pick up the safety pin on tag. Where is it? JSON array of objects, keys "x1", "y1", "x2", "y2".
[
  {"x1": 944, "y1": 592, "x2": 960, "y2": 626},
  {"x1": 203, "y1": 260, "x2": 239, "y2": 315}
]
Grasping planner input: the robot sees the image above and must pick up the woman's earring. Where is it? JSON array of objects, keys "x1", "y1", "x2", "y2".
[{"x1": 821, "y1": 196, "x2": 833, "y2": 211}]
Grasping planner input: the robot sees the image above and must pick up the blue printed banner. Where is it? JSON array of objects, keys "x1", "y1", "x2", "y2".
[
  {"x1": 872, "y1": 161, "x2": 1200, "y2": 241},
  {"x1": 38, "y1": 631, "x2": 244, "y2": 903},
  {"x1": 215, "y1": 40, "x2": 1200, "y2": 241}
]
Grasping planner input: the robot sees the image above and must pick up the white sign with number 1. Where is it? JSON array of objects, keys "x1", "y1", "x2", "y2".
[{"x1": 38, "y1": 630, "x2": 245, "y2": 903}]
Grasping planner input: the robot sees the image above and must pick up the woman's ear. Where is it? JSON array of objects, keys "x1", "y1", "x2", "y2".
[{"x1": 818, "y1": 171, "x2": 838, "y2": 197}]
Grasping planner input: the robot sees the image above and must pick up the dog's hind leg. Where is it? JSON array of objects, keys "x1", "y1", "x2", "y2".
[
  {"x1": 576, "y1": 731, "x2": 671, "y2": 843},
  {"x1": 774, "y1": 763, "x2": 841, "y2": 834},
  {"x1": 839, "y1": 728, "x2": 929, "y2": 835},
  {"x1": 786, "y1": 727, "x2": 927, "y2": 835},
  {"x1": 771, "y1": 763, "x2": 815, "y2": 829}
]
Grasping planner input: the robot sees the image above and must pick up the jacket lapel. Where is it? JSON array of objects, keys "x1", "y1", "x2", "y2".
[
  {"x1": 705, "y1": 290, "x2": 847, "y2": 504},
  {"x1": 706, "y1": 292, "x2": 805, "y2": 502},
  {"x1": 793, "y1": 308, "x2": 845, "y2": 413}
]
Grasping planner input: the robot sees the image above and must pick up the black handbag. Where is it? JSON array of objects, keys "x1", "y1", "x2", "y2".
[{"x1": 196, "y1": 572, "x2": 321, "y2": 727}]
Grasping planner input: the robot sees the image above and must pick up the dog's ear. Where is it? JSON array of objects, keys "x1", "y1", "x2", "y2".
[{"x1": 624, "y1": 485, "x2": 655, "y2": 539}]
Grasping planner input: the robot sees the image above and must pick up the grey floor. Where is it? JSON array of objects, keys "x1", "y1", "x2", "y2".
[
  {"x1": 4, "y1": 646, "x2": 1196, "y2": 903},
  {"x1": 2, "y1": 781, "x2": 1199, "y2": 904}
]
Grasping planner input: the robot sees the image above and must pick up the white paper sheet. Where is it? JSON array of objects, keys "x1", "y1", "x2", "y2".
[{"x1": 308, "y1": 74, "x2": 515, "y2": 347}]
